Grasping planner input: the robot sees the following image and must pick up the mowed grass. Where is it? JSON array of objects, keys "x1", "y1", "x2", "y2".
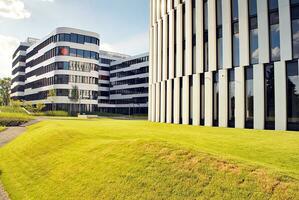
[{"x1": 0, "y1": 119, "x2": 298, "y2": 200}]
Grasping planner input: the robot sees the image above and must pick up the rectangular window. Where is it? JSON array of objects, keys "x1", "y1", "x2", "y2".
[
  {"x1": 70, "y1": 33, "x2": 77, "y2": 43},
  {"x1": 268, "y1": 0, "x2": 280, "y2": 62},
  {"x1": 213, "y1": 72, "x2": 219, "y2": 126},
  {"x1": 217, "y1": 0, "x2": 223, "y2": 70},
  {"x1": 84, "y1": 50, "x2": 91, "y2": 58},
  {"x1": 264, "y1": 64, "x2": 275, "y2": 129},
  {"x1": 232, "y1": 0, "x2": 239, "y2": 67},
  {"x1": 200, "y1": 73, "x2": 205, "y2": 125},
  {"x1": 286, "y1": 61, "x2": 299, "y2": 131},
  {"x1": 233, "y1": 33, "x2": 240, "y2": 67},
  {"x1": 228, "y1": 69, "x2": 235, "y2": 127},
  {"x1": 204, "y1": 0, "x2": 209, "y2": 72},
  {"x1": 70, "y1": 48, "x2": 76, "y2": 57},
  {"x1": 78, "y1": 35, "x2": 85, "y2": 44},
  {"x1": 291, "y1": 4, "x2": 299, "y2": 59},
  {"x1": 249, "y1": 0, "x2": 259, "y2": 64},
  {"x1": 77, "y1": 49, "x2": 84, "y2": 58},
  {"x1": 245, "y1": 66, "x2": 254, "y2": 129},
  {"x1": 64, "y1": 34, "x2": 71, "y2": 42}
]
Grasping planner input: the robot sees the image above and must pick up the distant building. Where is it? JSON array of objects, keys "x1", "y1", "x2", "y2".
[
  {"x1": 101, "y1": 53, "x2": 149, "y2": 115},
  {"x1": 149, "y1": 0, "x2": 299, "y2": 131},
  {"x1": 11, "y1": 27, "x2": 149, "y2": 115}
]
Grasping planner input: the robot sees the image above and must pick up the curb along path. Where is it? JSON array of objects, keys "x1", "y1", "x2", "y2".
[{"x1": 0, "y1": 118, "x2": 42, "y2": 200}]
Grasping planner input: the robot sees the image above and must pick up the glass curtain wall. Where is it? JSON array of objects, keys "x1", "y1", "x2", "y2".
[
  {"x1": 200, "y1": 73, "x2": 205, "y2": 125},
  {"x1": 204, "y1": 0, "x2": 209, "y2": 71},
  {"x1": 217, "y1": 0, "x2": 223, "y2": 69}
]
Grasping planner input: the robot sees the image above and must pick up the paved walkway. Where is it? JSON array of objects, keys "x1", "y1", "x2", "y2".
[{"x1": 0, "y1": 119, "x2": 41, "y2": 200}]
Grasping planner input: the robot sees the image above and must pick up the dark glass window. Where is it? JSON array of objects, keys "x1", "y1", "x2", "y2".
[
  {"x1": 270, "y1": 24, "x2": 281, "y2": 61},
  {"x1": 245, "y1": 66, "x2": 254, "y2": 129},
  {"x1": 287, "y1": 61, "x2": 299, "y2": 131},
  {"x1": 291, "y1": 5, "x2": 299, "y2": 59},
  {"x1": 216, "y1": 0, "x2": 222, "y2": 26},
  {"x1": 204, "y1": 0, "x2": 208, "y2": 72},
  {"x1": 77, "y1": 49, "x2": 84, "y2": 58},
  {"x1": 268, "y1": 0, "x2": 280, "y2": 62},
  {"x1": 249, "y1": 0, "x2": 257, "y2": 16},
  {"x1": 228, "y1": 69, "x2": 235, "y2": 127},
  {"x1": 59, "y1": 34, "x2": 65, "y2": 41},
  {"x1": 64, "y1": 34, "x2": 70, "y2": 42},
  {"x1": 213, "y1": 72, "x2": 219, "y2": 126},
  {"x1": 85, "y1": 36, "x2": 91, "y2": 43},
  {"x1": 249, "y1": 0, "x2": 258, "y2": 64},
  {"x1": 264, "y1": 64, "x2": 275, "y2": 129},
  {"x1": 268, "y1": 0, "x2": 278, "y2": 10},
  {"x1": 91, "y1": 52, "x2": 96, "y2": 59},
  {"x1": 291, "y1": 0, "x2": 299, "y2": 4},
  {"x1": 233, "y1": 33, "x2": 239, "y2": 67},
  {"x1": 250, "y1": 29, "x2": 259, "y2": 64},
  {"x1": 63, "y1": 62, "x2": 69, "y2": 70},
  {"x1": 200, "y1": 74, "x2": 205, "y2": 125},
  {"x1": 232, "y1": 0, "x2": 239, "y2": 21},
  {"x1": 78, "y1": 35, "x2": 84, "y2": 44},
  {"x1": 70, "y1": 48, "x2": 76, "y2": 57},
  {"x1": 84, "y1": 50, "x2": 91, "y2": 58},
  {"x1": 91, "y1": 37, "x2": 97, "y2": 44},
  {"x1": 70, "y1": 33, "x2": 77, "y2": 43}
]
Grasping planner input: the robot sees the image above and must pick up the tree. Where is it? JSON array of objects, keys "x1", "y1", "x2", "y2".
[
  {"x1": 36, "y1": 103, "x2": 46, "y2": 112},
  {"x1": 48, "y1": 89, "x2": 56, "y2": 111},
  {"x1": 0, "y1": 78, "x2": 11, "y2": 106},
  {"x1": 70, "y1": 85, "x2": 80, "y2": 114}
]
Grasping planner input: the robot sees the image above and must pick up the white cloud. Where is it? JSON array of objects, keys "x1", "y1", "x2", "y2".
[
  {"x1": 0, "y1": 0, "x2": 31, "y2": 19},
  {"x1": 100, "y1": 32, "x2": 149, "y2": 56},
  {"x1": 0, "y1": 34, "x2": 19, "y2": 78}
]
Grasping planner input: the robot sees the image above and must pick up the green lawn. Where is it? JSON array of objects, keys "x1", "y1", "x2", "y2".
[{"x1": 0, "y1": 119, "x2": 298, "y2": 200}]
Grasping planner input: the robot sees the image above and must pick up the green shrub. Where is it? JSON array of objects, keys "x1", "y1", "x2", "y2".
[
  {"x1": 45, "y1": 111, "x2": 69, "y2": 117},
  {"x1": 0, "y1": 112, "x2": 34, "y2": 126},
  {"x1": 0, "y1": 106, "x2": 27, "y2": 114}
]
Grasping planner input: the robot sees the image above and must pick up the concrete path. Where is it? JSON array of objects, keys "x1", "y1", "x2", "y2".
[{"x1": 0, "y1": 119, "x2": 41, "y2": 200}]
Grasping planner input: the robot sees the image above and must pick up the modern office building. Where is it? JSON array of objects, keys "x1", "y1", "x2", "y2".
[
  {"x1": 11, "y1": 38, "x2": 38, "y2": 100},
  {"x1": 11, "y1": 27, "x2": 149, "y2": 115},
  {"x1": 149, "y1": 0, "x2": 299, "y2": 131},
  {"x1": 104, "y1": 53, "x2": 149, "y2": 115}
]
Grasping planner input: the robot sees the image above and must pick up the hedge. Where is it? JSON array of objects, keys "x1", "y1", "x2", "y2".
[{"x1": 0, "y1": 113, "x2": 34, "y2": 127}]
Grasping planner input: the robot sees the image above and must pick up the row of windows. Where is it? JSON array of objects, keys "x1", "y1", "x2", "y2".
[
  {"x1": 99, "y1": 75, "x2": 109, "y2": 81},
  {"x1": 25, "y1": 61, "x2": 99, "y2": 79},
  {"x1": 12, "y1": 66, "x2": 25, "y2": 75},
  {"x1": 99, "y1": 58, "x2": 115, "y2": 65},
  {"x1": 12, "y1": 45, "x2": 28, "y2": 59},
  {"x1": 24, "y1": 89, "x2": 98, "y2": 101},
  {"x1": 26, "y1": 46, "x2": 99, "y2": 68},
  {"x1": 110, "y1": 56, "x2": 149, "y2": 71},
  {"x1": 11, "y1": 75, "x2": 25, "y2": 83},
  {"x1": 109, "y1": 97, "x2": 148, "y2": 105},
  {"x1": 111, "y1": 77, "x2": 149, "y2": 86},
  {"x1": 110, "y1": 66, "x2": 149, "y2": 78},
  {"x1": 26, "y1": 33, "x2": 99, "y2": 60},
  {"x1": 12, "y1": 55, "x2": 26, "y2": 67},
  {"x1": 154, "y1": 59, "x2": 299, "y2": 131},
  {"x1": 110, "y1": 87, "x2": 148, "y2": 95},
  {"x1": 25, "y1": 75, "x2": 98, "y2": 89},
  {"x1": 11, "y1": 85, "x2": 25, "y2": 93}
]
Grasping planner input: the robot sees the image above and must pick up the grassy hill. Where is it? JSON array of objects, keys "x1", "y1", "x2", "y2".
[{"x1": 0, "y1": 119, "x2": 298, "y2": 199}]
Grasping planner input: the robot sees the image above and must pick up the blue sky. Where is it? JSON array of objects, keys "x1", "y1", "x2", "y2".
[{"x1": 0, "y1": 0, "x2": 149, "y2": 78}]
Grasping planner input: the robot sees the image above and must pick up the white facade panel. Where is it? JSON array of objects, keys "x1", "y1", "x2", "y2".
[
  {"x1": 204, "y1": 72, "x2": 213, "y2": 126},
  {"x1": 235, "y1": 66, "x2": 245, "y2": 129},
  {"x1": 219, "y1": 69, "x2": 228, "y2": 127},
  {"x1": 192, "y1": 74, "x2": 200, "y2": 125},
  {"x1": 182, "y1": 76, "x2": 189, "y2": 124},
  {"x1": 253, "y1": 64, "x2": 265, "y2": 130}
]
